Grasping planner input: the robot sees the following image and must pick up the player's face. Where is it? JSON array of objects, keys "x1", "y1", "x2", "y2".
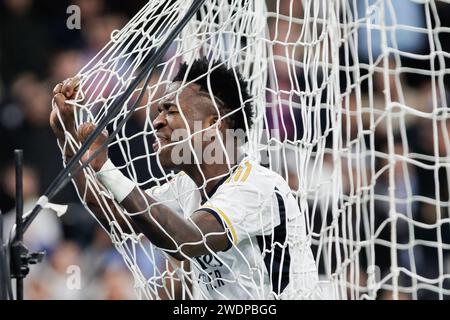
[{"x1": 152, "y1": 82, "x2": 216, "y2": 169}]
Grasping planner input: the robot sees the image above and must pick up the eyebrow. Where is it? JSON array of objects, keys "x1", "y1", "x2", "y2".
[{"x1": 157, "y1": 100, "x2": 177, "y2": 111}]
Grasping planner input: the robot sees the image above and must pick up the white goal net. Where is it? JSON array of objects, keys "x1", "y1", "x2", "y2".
[{"x1": 55, "y1": 0, "x2": 450, "y2": 300}]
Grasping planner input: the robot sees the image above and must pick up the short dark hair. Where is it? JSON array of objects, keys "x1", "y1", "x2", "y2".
[{"x1": 173, "y1": 58, "x2": 254, "y2": 135}]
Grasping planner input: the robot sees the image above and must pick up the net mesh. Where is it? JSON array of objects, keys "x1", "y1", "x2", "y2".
[{"x1": 54, "y1": 0, "x2": 450, "y2": 299}]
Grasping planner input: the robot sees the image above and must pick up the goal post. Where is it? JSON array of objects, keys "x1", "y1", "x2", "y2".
[{"x1": 54, "y1": 0, "x2": 450, "y2": 300}]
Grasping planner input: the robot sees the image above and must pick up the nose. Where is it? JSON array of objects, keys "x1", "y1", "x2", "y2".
[{"x1": 153, "y1": 112, "x2": 167, "y2": 131}]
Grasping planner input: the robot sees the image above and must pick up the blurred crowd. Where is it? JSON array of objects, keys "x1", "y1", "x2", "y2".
[
  {"x1": 0, "y1": 0, "x2": 450, "y2": 300},
  {"x1": 269, "y1": 0, "x2": 450, "y2": 300},
  {"x1": 0, "y1": 0, "x2": 152, "y2": 300},
  {"x1": 266, "y1": 0, "x2": 450, "y2": 299}
]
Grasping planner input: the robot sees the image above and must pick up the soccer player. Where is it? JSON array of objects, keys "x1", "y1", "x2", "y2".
[{"x1": 50, "y1": 58, "x2": 318, "y2": 299}]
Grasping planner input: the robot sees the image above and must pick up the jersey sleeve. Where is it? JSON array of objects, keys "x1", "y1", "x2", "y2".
[
  {"x1": 145, "y1": 174, "x2": 184, "y2": 216},
  {"x1": 197, "y1": 162, "x2": 281, "y2": 249}
]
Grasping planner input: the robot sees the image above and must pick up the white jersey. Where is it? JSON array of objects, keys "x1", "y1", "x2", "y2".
[{"x1": 146, "y1": 156, "x2": 318, "y2": 300}]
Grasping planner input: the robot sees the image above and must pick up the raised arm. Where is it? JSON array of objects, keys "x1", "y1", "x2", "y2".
[
  {"x1": 87, "y1": 146, "x2": 230, "y2": 260},
  {"x1": 50, "y1": 78, "x2": 133, "y2": 232},
  {"x1": 120, "y1": 187, "x2": 229, "y2": 260},
  {"x1": 49, "y1": 78, "x2": 229, "y2": 260}
]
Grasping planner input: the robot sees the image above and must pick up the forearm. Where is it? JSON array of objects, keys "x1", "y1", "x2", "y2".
[
  {"x1": 72, "y1": 161, "x2": 131, "y2": 230},
  {"x1": 63, "y1": 150, "x2": 135, "y2": 233},
  {"x1": 59, "y1": 134, "x2": 193, "y2": 252},
  {"x1": 50, "y1": 80, "x2": 136, "y2": 233},
  {"x1": 121, "y1": 188, "x2": 204, "y2": 259},
  {"x1": 96, "y1": 160, "x2": 228, "y2": 259}
]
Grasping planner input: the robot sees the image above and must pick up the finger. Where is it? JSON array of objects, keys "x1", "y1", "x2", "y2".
[
  {"x1": 70, "y1": 77, "x2": 80, "y2": 88},
  {"x1": 53, "y1": 93, "x2": 67, "y2": 110},
  {"x1": 53, "y1": 83, "x2": 63, "y2": 95},
  {"x1": 78, "y1": 122, "x2": 96, "y2": 143},
  {"x1": 65, "y1": 77, "x2": 80, "y2": 98},
  {"x1": 79, "y1": 124, "x2": 109, "y2": 147},
  {"x1": 97, "y1": 128, "x2": 109, "y2": 144},
  {"x1": 61, "y1": 78, "x2": 75, "y2": 98},
  {"x1": 61, "y1": 79, "x2": 70, "y2": 98}
]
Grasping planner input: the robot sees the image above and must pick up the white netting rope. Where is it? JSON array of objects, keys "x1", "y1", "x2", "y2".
[{"x1": 54, "y1": 0, "x2": 450, "y2": 299}]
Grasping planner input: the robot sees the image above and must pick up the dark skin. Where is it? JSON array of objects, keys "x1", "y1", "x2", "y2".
[{"x1": 50, "y1": 78, "x2": 236, "y2": 261}]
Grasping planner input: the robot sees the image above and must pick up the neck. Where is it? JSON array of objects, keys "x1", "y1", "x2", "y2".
[
  {"x1": 183, "y1": 162, "x2": 235, "y2": 195},
  {"x1": 181, "y1": 147, "x2": 242, "y2": 195},
  {"x1": 178, "y1": 146, "x2": 242, "y2": 194}
]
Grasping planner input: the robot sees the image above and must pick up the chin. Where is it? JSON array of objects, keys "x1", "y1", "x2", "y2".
[{"x1": 157, "y1": 148, "x2": 176, "y2": 170}]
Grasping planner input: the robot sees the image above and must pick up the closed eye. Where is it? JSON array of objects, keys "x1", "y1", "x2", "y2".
[
  {"x1": 157, "y1": 102, "x2": 178, "y2": 114},
  {"x1": 165, "y1": 103, "x2": 179, "y2": 115}
]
